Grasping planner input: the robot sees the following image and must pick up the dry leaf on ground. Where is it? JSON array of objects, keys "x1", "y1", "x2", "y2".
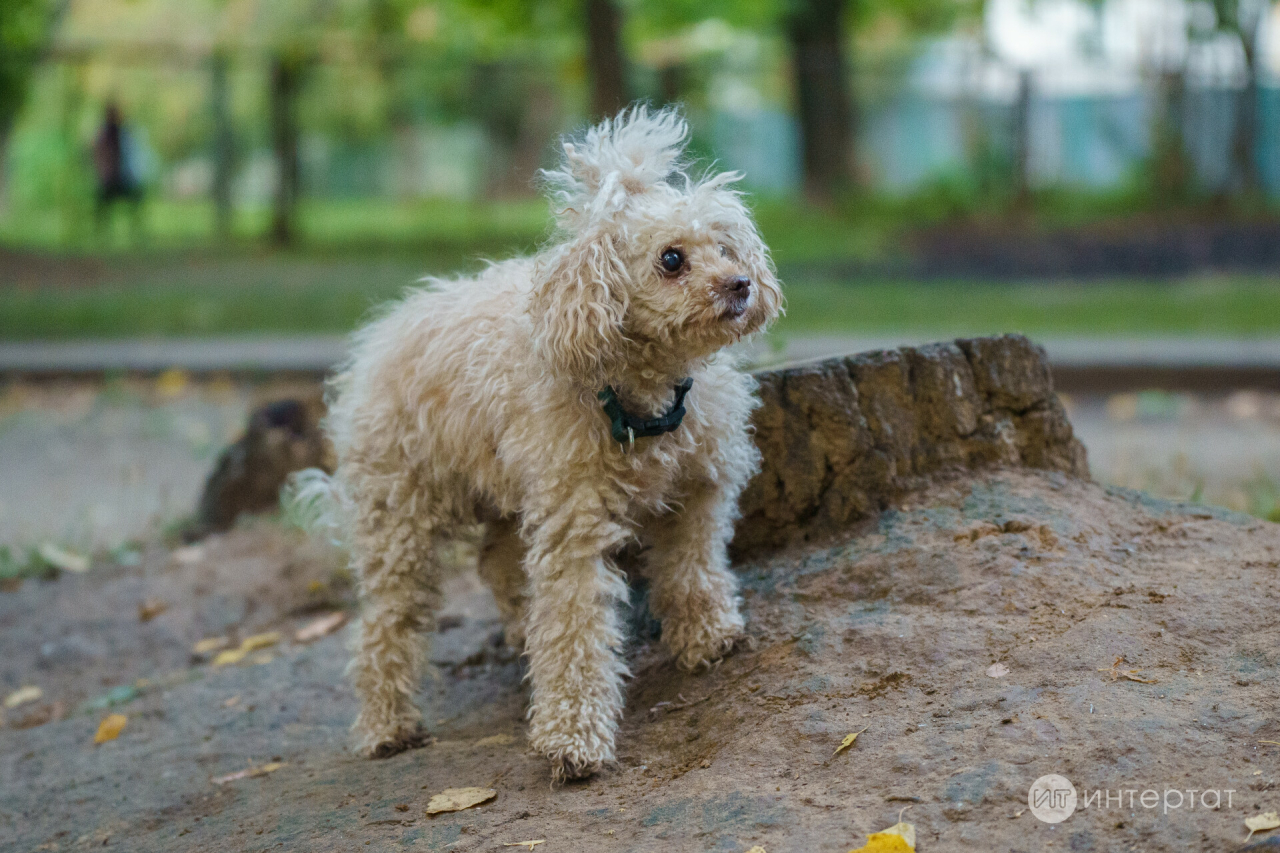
[
  {"x1": 193, "y1": 636, "x2": 230, "y2": 655},
  {"x1": 212, "y1": 648, "x2": 248, "y2": 667},
  {"x1": 94, "y1": 714, "x2": 127, "y2": 744},
  {"x1": 4, "y1": 686, "x2": 42, "y2": 709},
  {"x1": 426, "y1": 787, "x2": 497, "y2": 815},
  {"x1": 745, "y1": 847, "x2": 768, "y2": 853},
  {"x1": 38, "y1": 543, "x2": 89, "y2": 573},
  {"x1": 1245, "y1": 811, "x2": 1280, "y2": 842},
  {"x1": 501, "y1": 843, "x2": 545, "y2": 850},
  {"x1": 240, "y1": 632, "x2": 281, "y2": 652},
  {"x1": 295, "y1": 611, "x2": 347, "y2": 643},
  {"x1": 834, "y1": 727, "x2": 869, "y2": 756},
  {"x1": 138, "y1": 598, "x2": 168, "y2": 622},
  {"x1": 986, "y1": 662, "x2": 1010, "y2": 678},
  {"x1": 211, "y1": 762, "x2": 285, "y2": 784},
  {"x1": 849, "y1": 809, "x2": 916, "y2": 853},
  {"x1": 475, "y1": 734, "x2": 516, "y2": 747},
  {"x1": 155, "y1": 368, "x2": 190, "y2": 398}
]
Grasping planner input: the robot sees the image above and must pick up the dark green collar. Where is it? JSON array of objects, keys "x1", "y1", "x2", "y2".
[{"x1": 598, "y1": 378, "x2": 693, "y2": 447}]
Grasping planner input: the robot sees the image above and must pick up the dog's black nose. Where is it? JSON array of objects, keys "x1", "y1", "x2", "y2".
[{"x1": 727, "y1": 276, "x2": 751, "y2": 294}]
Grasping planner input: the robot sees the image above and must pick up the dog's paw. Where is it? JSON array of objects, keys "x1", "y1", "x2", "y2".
[
  {"x1": 550, "y1": 755, "x2": 602, "y2": 784},
  {"x1": 362, "y1": 723, "x2": 434, "y2": 760},
  {"x1": 532, "y1": 731, "x2": 613, "y2": 785},
  {"x1": 667, "y1": 610, "x2": 747, "y2": 671}
]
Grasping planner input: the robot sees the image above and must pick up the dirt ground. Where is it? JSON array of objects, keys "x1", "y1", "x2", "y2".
[{"x1": 3, "y1": 468, "x2": 1279, "y2": 852}]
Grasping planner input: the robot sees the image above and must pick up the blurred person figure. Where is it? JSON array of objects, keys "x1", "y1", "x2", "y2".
[{"x1": 92, "y1": 101, "x2": 144, "y2": 240}]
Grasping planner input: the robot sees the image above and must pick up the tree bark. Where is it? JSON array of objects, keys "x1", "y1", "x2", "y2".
[
  {"x1": 269, "y1": 53, "x2": 302, "y2": 246},
  {"x1": 585, "y1": 0, "x2": 627, "y2": 119},
  {"x1": 210, "y1": 51, "x2": 233, "y2": 241},
  {"x1": 786, "y1": 0, "x2": 855, "y2": 199}
]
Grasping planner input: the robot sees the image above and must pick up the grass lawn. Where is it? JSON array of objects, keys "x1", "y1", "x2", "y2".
[
  {"x1": 2, "y1": 266, "x2": 1279, "y2": 341},
  {"x1": 3, "y1": 198, "x2": 1280, "y2": 341}
]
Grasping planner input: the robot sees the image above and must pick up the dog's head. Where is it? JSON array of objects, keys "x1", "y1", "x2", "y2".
[{"x1": 529, "y1": 106, "x2": 782, "y2": 385}]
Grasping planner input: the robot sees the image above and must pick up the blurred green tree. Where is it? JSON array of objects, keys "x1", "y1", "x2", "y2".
[{"x1": 0, "y1": 0, "x2": 67, "y2": 210}]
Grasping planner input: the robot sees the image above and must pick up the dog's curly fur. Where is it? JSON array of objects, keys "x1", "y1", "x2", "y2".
[{"x1": 311, "y1": 106, "x2": 782, "y2": 782}]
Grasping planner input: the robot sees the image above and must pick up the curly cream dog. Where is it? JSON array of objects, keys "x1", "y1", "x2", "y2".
[{"x1": 314, "y1": 106, "x2": 781, "y2": 781}]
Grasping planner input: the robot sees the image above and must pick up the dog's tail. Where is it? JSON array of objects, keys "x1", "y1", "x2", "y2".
[{"x1": 281, "y1": 467, "x2": 352, "y2": 547}]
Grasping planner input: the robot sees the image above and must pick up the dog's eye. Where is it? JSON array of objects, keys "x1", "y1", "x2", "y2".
[
  {"x1": 659, "y1": 248, "x2": 685, "y2": 275},
  {"x1": 719, "y1": 244, "x2": 729, "y2": 257}
]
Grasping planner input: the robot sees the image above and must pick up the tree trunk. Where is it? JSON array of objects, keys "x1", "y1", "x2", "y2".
[
  {"x1": 1152, "y1": 69, "x2": 1191, "y2": 205},
  {"x1": 269, "y1": 53, "x2": 302, "y2": 247},
  {"x1": 585, "y1": 0, "x2": 627, "y2": 119},
  {"x1": 211, "y1": 51, "x2": 233, "y2": 241},
  {"x1": 1232, "y1": 34, "x2": 1260, "y2": 200},
  {"x1": 0, "y1": 121, "x2": 12, "y2": 216},
  {"x1": 1012, "y1": 69, "x2": 1033, "y2": 209},
  {"x1": 786, "y1": 0, "x2": 855, "y2": 199}
]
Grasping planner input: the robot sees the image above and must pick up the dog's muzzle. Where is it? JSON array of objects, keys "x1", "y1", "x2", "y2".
[{"x1": 718, "y1": 276, "x2": 752, "y2": 320}]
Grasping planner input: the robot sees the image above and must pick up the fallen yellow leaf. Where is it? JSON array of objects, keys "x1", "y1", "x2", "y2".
[
  {"x1": 155, "y1": 367, "x2": 189, "y2": 398},
  {"x1": 212, "y1": 648, "x2": 248, "y2": 667},
  {"x1": 295, "y1": 611, "x2": 347, "y2": 643},
  {"x1": 193, "y1": 636, "x2": 230, "y2": 655},
  {"x1": 834, "y1": 727, "x2": 869, "y2": 756},
  {"x1": 211, "y1": 762, "x2": 285, "y2": 784},
  {"x1": 849, "y1": 810, "x2": 915, "y2": 853},
  {"x1": 1246, "y1": 811, "x2": 1280, "y2": 842},
  {"x1": 745, "y1": 847, "x2": 768, "y2": 853},
  {"x1": 39, "y1": 543, "x2": 89, "y2": 573},
  {"x1": 94, "y1": 714, "x2": 127, "y2": 744},
  {"x1": 475, "y1": 733, "x2": 516, "y2": 747},
  {"x1": 4, "y1": 685, "x2": 42, "y2": 709},
  {"x1": 240, "y1": 632, "x2": 281, "y2": 652},
  {"x1": 427, "y1": 787, "x2": 497, "y2": 815},
  {"x1": 502, "y1": 843, "x2": 545, "y2": 850}
]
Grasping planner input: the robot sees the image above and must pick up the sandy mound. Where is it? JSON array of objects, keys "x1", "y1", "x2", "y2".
[{"x1": 4, "y1": 468, "x2": 1279, "y2": 852}]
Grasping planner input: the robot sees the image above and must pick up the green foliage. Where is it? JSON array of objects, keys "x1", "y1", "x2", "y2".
[{"x1": 0, "y1": 0, "x2": 54, "y2": 133}]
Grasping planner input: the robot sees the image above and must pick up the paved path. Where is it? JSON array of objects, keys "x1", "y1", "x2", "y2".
[{"x1": 4, "y1": 335, "x2": 1280, "y2": 376}]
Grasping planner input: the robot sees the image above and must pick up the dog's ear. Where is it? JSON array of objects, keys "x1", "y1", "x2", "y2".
[{"x1": 528, "y1": 225, "x2": 629, "y2": 386}]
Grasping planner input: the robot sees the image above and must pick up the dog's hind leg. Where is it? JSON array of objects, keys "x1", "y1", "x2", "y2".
[
  {"x1": 476, "y1": 514, "x2": 528, "y2": 649},
  {"x1": 643, "y1": 481, "x2": 745, "y2": 670},
  {"x1": 348, "y1": 476, "x2": 443, "y2": 758},
  {"x1": 522, "y1": 486, "x2": 632, "y2": 782}
]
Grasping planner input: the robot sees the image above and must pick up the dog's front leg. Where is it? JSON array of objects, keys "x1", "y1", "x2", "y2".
[
  {"x1": 522, "y1": 492, "x2": 631, "y2": 782},
  {"x1": 645, "y1": 481, "x2": 745, "y2": 670}
]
